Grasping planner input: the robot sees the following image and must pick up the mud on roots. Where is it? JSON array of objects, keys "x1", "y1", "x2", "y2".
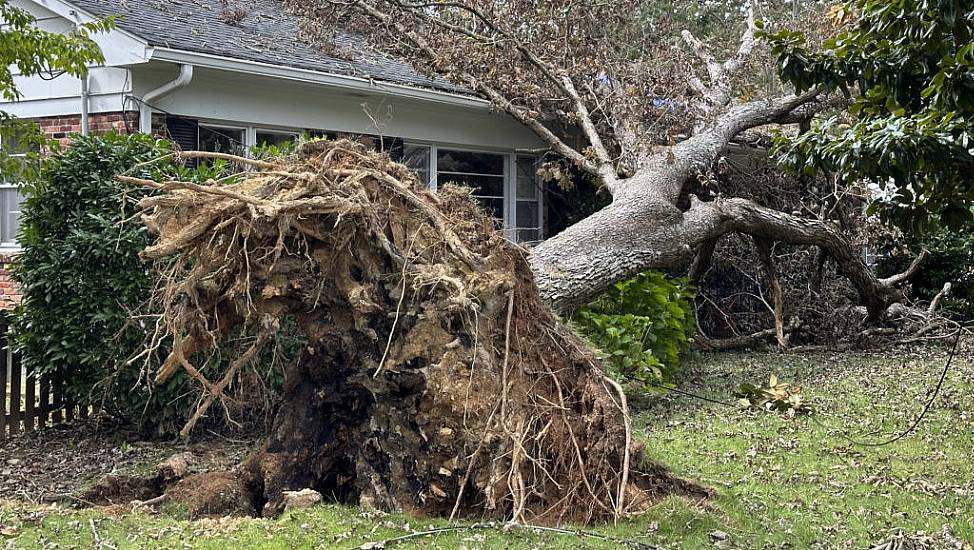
[{"x1": 120, "y1": 139, "x2": 705, "y2": 524}]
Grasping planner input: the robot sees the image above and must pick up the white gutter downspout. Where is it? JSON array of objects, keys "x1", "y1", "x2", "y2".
[
  {"x1": 139, "y1": 64, "x2": 194, "y2": 133},
  {"x1": 80, "y1": 74, "x2": 90, "y2": 135}
]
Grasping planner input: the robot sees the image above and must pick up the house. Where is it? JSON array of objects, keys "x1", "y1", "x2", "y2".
[{"x1": 0, "y1": 0, "x2": 553, "y2": 307}]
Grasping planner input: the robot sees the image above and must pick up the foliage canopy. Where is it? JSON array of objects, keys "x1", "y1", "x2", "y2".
[{"x1": 766, "y1": 0, "x2": 974, "y2": 229}]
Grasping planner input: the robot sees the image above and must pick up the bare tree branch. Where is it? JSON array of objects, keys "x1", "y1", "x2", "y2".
[
  {"x1": 341, "y1": 0, "x2": 600, "y2": 178},
  {"x1": 880, "y1": 249, "x2": 929, "y2": 286}
]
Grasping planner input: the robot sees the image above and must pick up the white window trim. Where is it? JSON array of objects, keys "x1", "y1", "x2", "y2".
[
  {"x1": 403, "y1": 141, "x2": 545, "y2": 242},
  {"x1": 432, "y1": 145, "x2": 509, "y2": 234},
  {"x1": 512, "y1": 154, "x2": 546, "y2": 245},
  {"x1": 0, "y1": 142, "x2": 27, "y2": 251},
  {"x1": 0, "y1": 182, "x2": 23, "y2": 252}
]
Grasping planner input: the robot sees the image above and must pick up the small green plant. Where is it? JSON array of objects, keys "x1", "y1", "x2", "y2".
[
  {"x1": 574, "y1": 271, "x2": 695, "y2": 387},
  {"x1": 735, "y1": 374, "x2": 812, "y2": 416}
]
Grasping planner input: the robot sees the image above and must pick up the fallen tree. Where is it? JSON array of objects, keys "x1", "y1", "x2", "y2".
[
  {"x1": 122, "y1": 141, "x2": 705, "y2": 523},
  {"x1": 289, "y1": 0, "x2": 926, "y2": 326}
]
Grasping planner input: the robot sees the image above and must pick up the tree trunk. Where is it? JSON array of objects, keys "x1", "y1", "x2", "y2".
[{"x1": 531, "y1": 182, "x2": 905, "y2": 318}]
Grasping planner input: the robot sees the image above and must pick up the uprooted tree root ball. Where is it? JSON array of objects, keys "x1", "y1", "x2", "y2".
[{"x1": 122, "y1": 140, "x2": 706, "y2": 524}]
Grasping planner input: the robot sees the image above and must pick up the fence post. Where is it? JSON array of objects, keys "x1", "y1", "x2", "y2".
[
  {"x1": 51, "y1": 386, "x2": 62, "y2": 425},
  {"x1": 24, "y1": 369, "x2": 35, "y2": 433},
  {"x1": 39, "y1": 377, "x2": 50, "y2": 429},
  {"x1": 9, "y1": 347, "x2": 20, "y2": 436}
]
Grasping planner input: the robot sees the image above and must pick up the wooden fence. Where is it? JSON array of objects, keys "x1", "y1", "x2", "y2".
[{"x1": 0, "y1": 313, "x2": 81, "y2": 438}]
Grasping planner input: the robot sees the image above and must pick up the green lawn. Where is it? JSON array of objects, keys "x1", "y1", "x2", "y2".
[{"x1": 1, "y1": 348, "x2": 972, "y2": 549}]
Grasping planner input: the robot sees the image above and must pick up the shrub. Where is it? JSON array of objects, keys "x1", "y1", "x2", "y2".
[
  {"x1": 573, "y1": 271, "x2": 695, "y2": 387},
  {"x1": 11, "y1": 133, "x2": 294, "y2": 436},
  {"x1": 12, "y1": 133, "x2": 167, "y2": 404}
]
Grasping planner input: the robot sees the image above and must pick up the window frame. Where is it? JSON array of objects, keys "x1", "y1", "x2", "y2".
[
  {"x1": 197, "y1": 122, "x2": 248, "y2": 156},
  {"x1": 402, "y1": 141, "x2": 544, "y2": 243},
  {"x1": 193, "y1": 119, "x2": 304, "y2": 156},
  {"x1": 510, "y1": 154, "x2": 545, "y2": 245},
  {"x1": 254, "y1": 127, "x2": 301, "y2": 149},
  {"x1": 0, "y1": 133, "x2": 33, "y2": 251},
  {"x1": 0, "y1": 183, "x2": 24, "y2": 251},
  {"x1": 433, "y1": 145, "x2": 509, "y2": 233}
]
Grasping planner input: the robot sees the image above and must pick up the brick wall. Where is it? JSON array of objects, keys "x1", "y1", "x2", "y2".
[
  {"x1": 0, "y1": 254, "x2": 21, "y2": 310},
  {"x1": 36, "y1": 111, "x2": 143, "y2": 146}
]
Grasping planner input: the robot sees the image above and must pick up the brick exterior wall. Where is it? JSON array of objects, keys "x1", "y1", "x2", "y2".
[
  {"x1": 1, "y1": 111, "x2": 158, "y2": 309},
  {"x1": 36, "y1": 111, "x2": 144, "y2": 146},
  {"x1": 0, "y1": 254, "x2": 22, "y2": 310}
]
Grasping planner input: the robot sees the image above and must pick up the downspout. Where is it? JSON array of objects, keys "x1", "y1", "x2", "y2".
[
  {"x1": 73, "y1": 20, "x2": 90, "y2": 136},
  {"x1": 139, "y1": 64, "x2": 194, "y2": 133},
  {"x1": 80, "y1": 74, "x2": 90, "y2": 135}
]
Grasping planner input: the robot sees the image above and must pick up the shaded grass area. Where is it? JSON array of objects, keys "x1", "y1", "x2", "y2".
[{"x1": 1, "y1": 347, "x2": 972, "y2": 549}]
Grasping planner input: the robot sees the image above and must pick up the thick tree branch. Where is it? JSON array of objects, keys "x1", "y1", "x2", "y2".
[
  {"x1": 718, "y1": 198, "x2": 901, "y2": 318},
  {"x1": 880, "y1": 249, "x2": 928, "y2": 286},
  {"x1": 689, "y1": 237, "x2": 718, "y2": 284},
  {"x1": 723, "y1": 4, "x2": 759, "y2": 76},
  {"x1": 531, "y1": 195, "x2": 906, "y2": 318},
  {"x1": 561, "y1": 75, "x2": 618, "y2": 188},
  {"x1": 625, "y1": 88, "x2": 823, "y2": 204},
  {"x1": 755, "y1": 238, "x2": 787, "y2": 347}
]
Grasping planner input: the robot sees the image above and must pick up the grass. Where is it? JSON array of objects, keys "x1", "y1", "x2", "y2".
[{"x1": 1, "y1": 347, "x2": 972, "y2": 549}]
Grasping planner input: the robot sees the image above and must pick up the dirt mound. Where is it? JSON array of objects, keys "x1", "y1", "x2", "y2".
[
  {"x1": 166, "y1": 472, "x2": 254, "y2": 518},
  {"x1": 126, "y1": 139, "x2": 704, "y2": 524},
  {"x1": 81, "y1": 475, "x2": 162, "y2": 506}
]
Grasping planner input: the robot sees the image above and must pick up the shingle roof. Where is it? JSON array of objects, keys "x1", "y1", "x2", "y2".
[{"x1": 69, "y1": 0, "x2": 466, "y2": 94}]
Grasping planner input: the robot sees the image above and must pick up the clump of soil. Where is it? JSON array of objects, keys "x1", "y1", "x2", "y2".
[
  {"x1": 80, "y1": 475, "x2": 162, "y2": 506},
  {"x1": 166, "y1": 472, "x2": 254, "y2": 518},
  {"x1": 129, "y1": 139, "x2": 706, "y2": 525}
]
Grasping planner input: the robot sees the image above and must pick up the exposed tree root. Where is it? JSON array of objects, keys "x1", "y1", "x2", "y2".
[{"x1": 128, "y1": 140, "x2": 707, "y2": 524}]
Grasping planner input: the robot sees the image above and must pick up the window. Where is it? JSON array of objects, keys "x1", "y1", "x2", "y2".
[
  {"x1": 397, "y1": 145, "x2": 545, "y2": 243},
  {"x1": 401, "y1": 143, "x2": 432, "y2": 187},
  {"x1": 0, "y1": 187, "x2": 23, "y2": 248},
  {"x1": 0, "y1": 130, "x2": 33, "y2": 249},
  {"x1": 199, "y1": 124, "x2": 246, "y2": 156},
  {"x1": 514, "y1": 156, "x2": 543, "y2": 244},
  {"x1": 255, "y1": 130, "x2": 299, "y2": 149},
  {"x1": 437, "y1": 148, "x2": 506, "y2": 221}
]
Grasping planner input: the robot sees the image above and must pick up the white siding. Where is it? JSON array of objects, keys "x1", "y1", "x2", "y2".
[
  {"x1": 1, "y1": 0, "x2": 144, "y2": 118},
  {"x1": 131, "y1": 65, "x2": 542, "y2": 150}
]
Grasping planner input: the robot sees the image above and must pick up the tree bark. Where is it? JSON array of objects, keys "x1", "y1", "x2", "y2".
[
  {"x1": 531, "y1": 192, "x2": 905, "y2": 318},
  {"x1": 755, "y1": 238, "x2": 786, "y2": 347}
]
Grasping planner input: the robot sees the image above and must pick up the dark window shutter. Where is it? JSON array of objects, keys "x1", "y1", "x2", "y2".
[{"x1": 166, "y1": 116, "x2": 199, "y2": 152}]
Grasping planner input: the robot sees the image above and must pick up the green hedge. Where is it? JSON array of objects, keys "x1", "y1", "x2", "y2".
[
  {"x1": 12, "y1": 133, "x2": 166, "y2": 403},
  {"x1": 574, "y1": 271, "x2": 695, "y2": 387},
  {"x1": 10, "y1": 133, "x2": 294, "y2": 436}
]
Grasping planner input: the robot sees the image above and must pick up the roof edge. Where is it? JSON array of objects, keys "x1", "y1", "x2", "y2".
[
  {"x1": 33, "y1": 0, "x2": 151, "y2": 56},
  {"x1": 149, "y1": 47, "x2": 491, "y2": 111}
]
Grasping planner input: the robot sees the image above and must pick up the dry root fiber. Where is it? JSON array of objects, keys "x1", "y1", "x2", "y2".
[{"x1": 128, "y1": 140, "x2": 705, "y2": 524}]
